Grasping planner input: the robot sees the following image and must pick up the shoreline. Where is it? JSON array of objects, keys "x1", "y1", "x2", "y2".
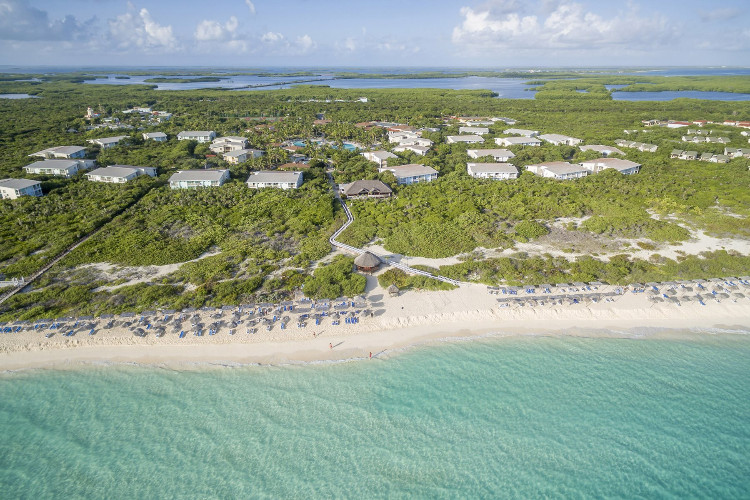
[{"x1": 1, "y1": 282, "x2": 749, "y2": 371}]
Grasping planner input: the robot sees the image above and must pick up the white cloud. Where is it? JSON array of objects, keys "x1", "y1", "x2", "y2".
[
  {"x1": 343, "y1": 37, "x2": 356, "y2": 52},
  {"x1": 245, "y1": 0, "x2": 256, "y2": 15},
  {"x1": 296, "y1": 34, "x2": 315, "y2": 53},
  {"x1": 261, "y1": 31, "x2": 284, "y2": 44},
  {"x1": 0, "y1": 0, "x2": 86, "y2": 41},
  {"x1": 108, "y1": 6, "x2": 178, "y2": 51},
  {"x1": 452, "y1": 1, "x2": 675, "y2": 53},
  {"x1": 259, "y1": 31, "x2": 315, "y2": 54},
  {"x1": 195, "y1": 16, "x2": 238, "y2": 42}
]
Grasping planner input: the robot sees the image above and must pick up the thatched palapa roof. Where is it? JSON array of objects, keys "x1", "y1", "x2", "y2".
[{"x1": 354, "y1": 251, "x2": 381, "y2": 268}]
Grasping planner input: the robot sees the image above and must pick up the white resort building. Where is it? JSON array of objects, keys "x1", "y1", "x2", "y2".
[
  {"x1": 169, "y1": 169, "x2": 229, "y2": 189},
  {"x1": 29, "y1": 145, "x2": 86, "y2": 159},
  {"x1": 446, "y1": 135, "x2": 485, "y2": 144},
  {"x1": 458, "y1": 126, "x2": 490, "y2": 135},
  {"x1": 503, "y1": 128, "x2": 539, "y2": 137},
  {"x1": 380, "y1": 164, "x2": 438, "y2": 184},
  {"x1": 210, "y1": 136, "x2": 249, "y2": 153},
  {"x1": 393, "y1": 144, "x2": 430, "y2": 156},
  {"x1": 495, "y1": 136, "x2": 542, "y2": 147},
  {"x1": 86, "y1": 165, "x2": 157, "y2": 183},
  {"x1": 87, "y1": 136, "x2": 129, "y2": 149},
  {"x1": 467, "y1": 163, "x2": 519, "y2": 180},
  {"x1": 467, "y1": 149, "x2": 515, "y2": 161},
  {"x1": 538, "y1": 134, "x2": 583, "y2": 146},
  {"x1": 579, "y1": 145, "x2": 626, "y2": 156},
  {"x1": 246, "y1": 171, "x2": 304, "y2": 190},
  {"x1": 0, "y1": 178, "x2": 43, "y2": 199},
  {"x1": 23, "y1": 159, "x2": 94, "y2": 177},
  {"x1": 143, "y1": 132, "x2": 168, "y2": 142},
  {"x1": 177, "y1": 131, "x2": 217, "y2": 143},
  {"x1": 526, "y1": 161, "x2": 588, "y2": 180},
  {"x1": 362, "y1": 151, "x2": 398, "y2": 168},
  {"x1": 578, "y1": 158, "x2": 641, "y2": 175},
  {"x1": 223, "y1": 149, "x2": 264, "y2": 164}
]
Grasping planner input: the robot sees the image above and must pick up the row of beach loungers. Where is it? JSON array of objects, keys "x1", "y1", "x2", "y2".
[
  {"x1": 0, "y1": 296, "x2": 374, "y2": 338},
  {"x1": 490, "y1": 277, "x2": 750, "y2": 308}
]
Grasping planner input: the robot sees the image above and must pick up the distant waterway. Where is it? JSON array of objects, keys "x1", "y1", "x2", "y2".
[
  {"x1": 1, "y1": 334, "x2": 748, "y2": 498},
  {"x1": 0, "y1": 93, "x2": 38, "y2": 99},
  {"x1": 79, "y1": 74, "x2": 750, "y2": 101},
  {"x1": 612, "y1": 90, "x2": 750, "y2": 101}
]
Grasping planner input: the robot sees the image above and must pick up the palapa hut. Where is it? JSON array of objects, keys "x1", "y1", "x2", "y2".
[
  {"x1": 387, "y1": 284, "x2": 400, "y2": 297},
  {"x1": 354, "y1": 251, "x2": 381, "y2": 272}
]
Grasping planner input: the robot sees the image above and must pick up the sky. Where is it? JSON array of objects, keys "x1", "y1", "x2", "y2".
[{"x1": 0, "y1": 0, "x2": 748, "y2": 68}]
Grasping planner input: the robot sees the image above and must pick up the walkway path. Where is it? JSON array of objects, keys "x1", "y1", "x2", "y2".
[
  {"x1": 0, "y1": 183, "x2": 159, "y2": 306},
  {"x1": 326, "y1": 172, "x2": 462, "y2": 286}
]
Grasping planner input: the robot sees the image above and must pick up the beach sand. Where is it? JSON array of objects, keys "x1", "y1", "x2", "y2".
[{"x1": 1, "y1": 281, "x2": 749, "y2": 371}]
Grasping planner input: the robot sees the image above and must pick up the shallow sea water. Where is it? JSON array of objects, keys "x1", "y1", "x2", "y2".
[{"x1": 1, "y1": 334, "x2": 748, "y2": 498}]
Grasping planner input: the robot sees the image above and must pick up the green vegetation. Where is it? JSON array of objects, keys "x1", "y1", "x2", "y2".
[
  {"x1": 0, "y1": 72, "x2": 749, "y2": 319},
  {"x1": 302, "y1": 255, "x2": 367, "y2": 299},
  {"x1": 436, "y1": 250, "x2": 750, "y2": 287},
  {"x1": 0, "y1": 176, "x2": 154, "y2": 276},
  {"x1": 377, "y1": 268, "x2": 457, "y2": 291}
]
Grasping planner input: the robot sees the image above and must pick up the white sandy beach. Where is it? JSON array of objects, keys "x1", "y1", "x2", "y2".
[{"x1": 1, "y1": 279, "x2": 749, "y2": 371}]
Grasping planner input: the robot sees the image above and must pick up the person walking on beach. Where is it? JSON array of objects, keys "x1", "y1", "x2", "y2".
[
  {"x1": 369, "y1": 352, "x2": 372, "y2": 359},
  {"x1": 329, "y1": 343, "x2": 332, "y2": 349}
]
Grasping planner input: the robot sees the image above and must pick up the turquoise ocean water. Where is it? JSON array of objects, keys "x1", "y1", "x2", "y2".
[{"x1": 1, "y1": 334, "x2": 749, "y2": 498}]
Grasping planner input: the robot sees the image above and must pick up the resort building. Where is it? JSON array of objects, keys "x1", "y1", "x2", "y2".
[
  {"x1": 339, "y1": 180, "x2": 393, "y2": 199},
  {"x1": 682, "y1": 135, "x2": 730, "y2": 144},
  {"x1": 85, "y1": 165, "x2": 156, "y2": 183},
  {"x1": 169, "y1": 169, "x2": 229, "y2": 189},
  {"x1": 380, "y1": 164, "x2": 438, "y2": 185},
  {"x1": 446, "y1": 135, "x2": 485, "y2": 144},
  {"x1": 467, "y1": 163, "x2": 519, "y2": 180},
  {"x1": 698, "y1": 153, "x2": 730, "y2": 163},
  {"x1": 0, "y1": 178, "x2": 43, "y2": 200},
  {"x1": 393, "y1": 144, "x2": 430, "y2": 156},
  {"x1": 246, "y1": 171, "x2": 304, "y2": 190},
  {"x1": 142, "y1": 132, "x2": 167, "y2": 142},
  {"x1": 503, "y1": 128, "x2": 539, "y2": 137},
  {"x1": 29, "y1": 145, "x2": 86, "y2": 159},
  {"x1": 362, "y1": 151, "x2": 397, "y2": 168},
  {"x1": 579, "y1": 145, "x2": 625, "y2": 156},
  {"x1": 670, "y1": 150, "x2": 699, "y2": 160},
  {"x1": 210, "y1": 136, "x2": 248, "y2": 154},
  {"x1": 724, "y1": 147, "x2": 750, "y2": 159},
  {"x1": 467, "y1": 149, "x2": 515, "y2": 161},
  {"x1": 388, "y1": 131, "x2": 420, "y2": 144},
  {"x1": 399, "y1": 137, "x2": 434, "y2": 147},
  {"x1": 615, "y1": 140, "x2": 658, "y2": 152},
  {"x1": 458, "y1": 126, "x2": 490, "y2": 135},
  {"x1": 223, "y1": 149, "x2": 263, "y2": 164},
  {"x1": 23, "y1": 159, "x2": 94, "y2": 177},
  {"x1": 495, "y1": 136, "x2": 542, "y2": 147},
  {"x1": 538, "y1": 134, "x2": 583, "y2": 146},
  {"x1": 87, "y1": 136, "x2": 129, "y2": 149},
  {"x1": 526, "y1": 161, "x2": 588, "y2": 180},
  {"x1": 579, "y1": 158, "x2": 641, "y2": 175},
  {"x1": 177, "y1": 131, "x2": 217, "y2": 143}
]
